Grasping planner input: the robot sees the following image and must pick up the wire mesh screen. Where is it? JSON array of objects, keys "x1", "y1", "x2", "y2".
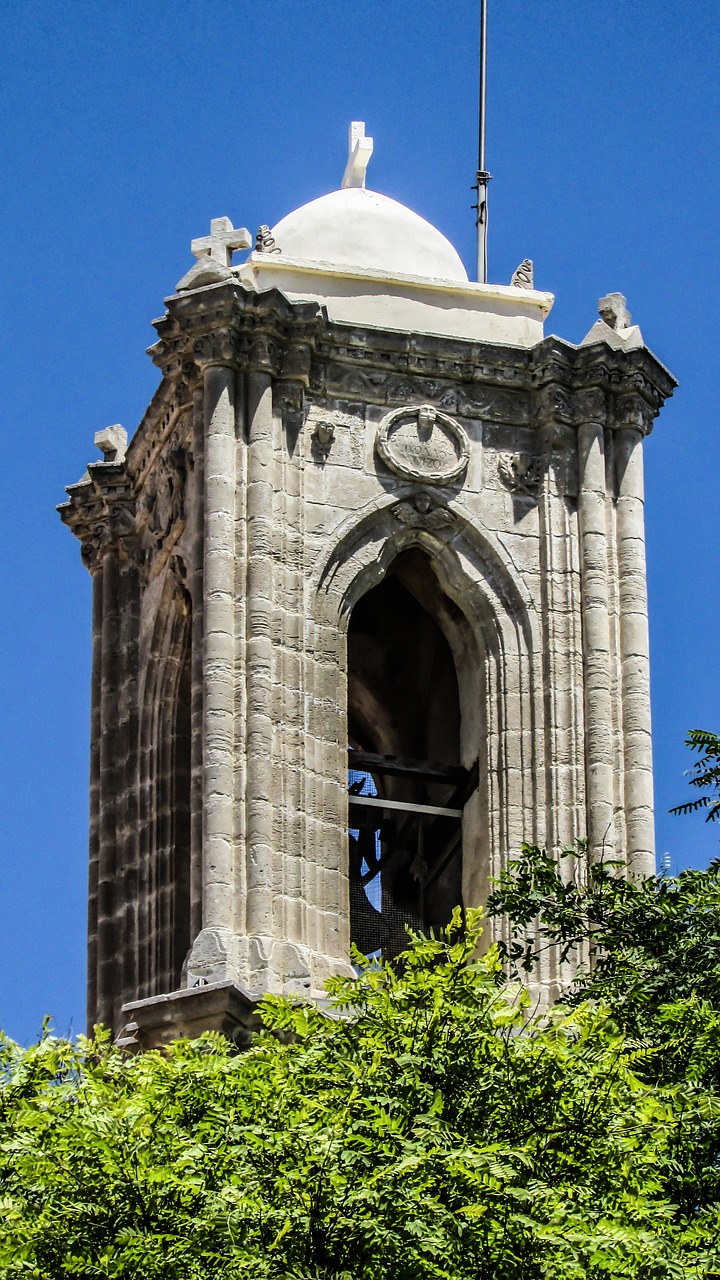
[{"x1": 348, "y1": 765, "x2": 425, "y2": 961}]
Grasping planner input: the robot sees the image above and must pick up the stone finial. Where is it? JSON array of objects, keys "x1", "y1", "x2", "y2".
[
  {"x1": 342, "y1": 121, "x2": 374, "y2": 190},
  {"x1": 598, "y1": 292, "x2": 631, "y2": 331},
  {"x1": 94, "y1": 424, "x2": 127, "y2": 463},
  {"x1": 580, "y1": 292, "x2": 644, "y2": 350},
  {"x1": 255, "y1": 225, "x2": 282, "y2": 254},
  {"x1": 191, "y1": 216, "x2": 252, "y2": 268},
  {"x1": 511, "y1": 259, "x2": 534, "y2": 289}
]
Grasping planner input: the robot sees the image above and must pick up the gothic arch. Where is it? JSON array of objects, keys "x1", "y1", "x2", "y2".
[
  {"x1": 137, "y1": 563, "x2": 193, "y2": 997},
  {"x1": 306, "y1": 498, "x2": 543, "y2": 962}
]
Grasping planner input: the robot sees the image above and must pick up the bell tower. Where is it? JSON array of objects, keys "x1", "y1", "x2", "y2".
[{"x1": 60, "y1": 126, "x2": 675, "y2": 1046}]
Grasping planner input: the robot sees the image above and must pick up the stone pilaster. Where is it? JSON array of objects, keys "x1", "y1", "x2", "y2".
[
  {"x1": 189, "y1": 385, "x2": 205, "y2": 945},
  {"x1": 97, "y1": 549, "x2": 120, "y2": 1027},
  {"x1": 614, "y1": 398, "x2": 655, "y2": 877},
  {"x1": 116, "y1": 556, "x2": 141, "y2": 1023},
  {"x1": 186, "y1": 345, "x2": 240, "y2": 982},
  {"x1": 87, "y1": 560, "x2": 103, "y2": 1028},
  {"x1": 244, "y1": 365, "x2": 276, "y2": 954},
  {"x1": 576, "y1": 396, "x2": 616, "y2": 860}
]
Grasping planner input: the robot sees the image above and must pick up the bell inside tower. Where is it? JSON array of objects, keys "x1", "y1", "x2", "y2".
[{"x1": 347, "y1": 549, "x2": 476, "y2": 959}]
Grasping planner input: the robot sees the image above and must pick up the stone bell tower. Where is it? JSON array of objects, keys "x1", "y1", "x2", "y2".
[{"x1": 60, "y1": 124, "x2": 675, "y2": 1045}]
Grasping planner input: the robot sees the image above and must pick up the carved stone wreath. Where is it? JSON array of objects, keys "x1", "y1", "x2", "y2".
[{"x1": 376, "y1": 404, "x2": 470, "y2": 486}]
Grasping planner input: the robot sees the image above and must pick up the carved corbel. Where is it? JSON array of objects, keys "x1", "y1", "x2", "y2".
[
  {"x1": 311, "y1": 418, "x2": 336, "y2": 461},
  {"x1": 612, "y1": 393, "x2": 654, "y2": 437},
  {"x1": 281, "y1": 341, "x2": 313, "y2": 386},
  {"x1": 192, "y1": 327, "x2": 243, "y2": 371},
  {"x1": 108, "y1": 500, "x2": 143, "y2": 568},
  {"x1": 274, "y1": 379, "x2": 305, "y2": 442},
  {"x1": 247, "y1": 333, "x2": 281, "y2": 375},
  {"x1": 573, "y1": 386, "x2": 608, "y2": 427},
  {"x1": 535, "y1": 382, "x2": 574, "y2": 428},
  {"x1": 181, "y1": 358, "x2": 201, "y2": 390},
  {"x1": 79, "y1": 520, "x2": 112, "y2": 570}
]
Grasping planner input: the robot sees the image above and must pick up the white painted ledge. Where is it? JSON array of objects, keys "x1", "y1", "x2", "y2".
[{"x1": 235, "y1": 252, "x2": 555, "y2": 348}]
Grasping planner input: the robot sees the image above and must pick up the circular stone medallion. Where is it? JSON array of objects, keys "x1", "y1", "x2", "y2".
[{"x1": 376, "y1": 404, "x2": 469, "y2": 485}]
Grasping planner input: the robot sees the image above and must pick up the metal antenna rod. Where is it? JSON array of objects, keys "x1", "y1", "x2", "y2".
[{"x1": 475, "y1": 0, "x2": 491, "y2": 283}]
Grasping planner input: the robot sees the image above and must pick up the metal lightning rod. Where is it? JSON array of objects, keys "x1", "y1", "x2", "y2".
[{"x1": 475, "y1": 0, "x2": 491, "y2": 283}]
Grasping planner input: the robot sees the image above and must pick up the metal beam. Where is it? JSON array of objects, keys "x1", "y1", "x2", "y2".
[
  {"x1": 348, "y1": 749, "x2": 467, "y2": 785},
  {"x1": 349, "y1": 794, "x2": 463, "y2": 819}
]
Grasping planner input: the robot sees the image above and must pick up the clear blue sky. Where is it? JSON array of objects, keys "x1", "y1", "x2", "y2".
[{"x1": 1, "y1": 0, "x2": 719, "y2": 1045}]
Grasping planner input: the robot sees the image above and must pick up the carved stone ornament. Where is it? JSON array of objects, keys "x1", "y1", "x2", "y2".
[
  {"x1": 392, "y1": 492, "x2": 454, "y2": 530},
  {"x1": 137, "y1": 430, "x2": 190, "y2": 579},
  {"x1": 376, "y1": 404, "x2": 469, "y2": 485},
  {"x1": 311, "y1": 418, "x2": 336, "y2": 460},
  {"x1": 255, "y1": 224, "x2": 281, "y2": 254},
  {"x1": 498, "y1": 451, "x2": 547, "y2": 497}
]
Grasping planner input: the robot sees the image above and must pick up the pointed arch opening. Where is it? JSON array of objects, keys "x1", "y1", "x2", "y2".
[
  {"x1": 346, "y1": 548, "x2": 475, "y2": 958},
  {"x1": 138, "y1": 569, "x2": 193, "y2": 998}
]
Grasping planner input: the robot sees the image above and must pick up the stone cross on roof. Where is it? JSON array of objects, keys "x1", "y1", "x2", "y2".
[
  {"x1": 342, "y1": 121, "x2": 374, "y2": 190},
  {"x1": 191, "y1": 216, "x2": 252, "y2": 268}
]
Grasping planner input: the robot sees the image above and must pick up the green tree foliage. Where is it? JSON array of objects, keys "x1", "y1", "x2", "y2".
[
  {"x1": 488, "y1": 847, "x2": 720, "y2": 1248},
  {"x1": 1, "y1": 907, "x2": 719, "y2": 1279},
  {"x1": 670, "y1": 729, "x2": 720, "y2": 824}
]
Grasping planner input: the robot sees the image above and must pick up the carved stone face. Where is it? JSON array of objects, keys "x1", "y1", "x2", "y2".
[
  {"x1": 414, "y1": 492, "x2": 432, "y2": 514},
  {"x1": 417, "y1": 406, "x2": 436, "y2": 438}
]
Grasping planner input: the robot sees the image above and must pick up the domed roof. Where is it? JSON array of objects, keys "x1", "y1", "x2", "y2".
[{"x1": 270, "y1": 187, "x2": 468, "y2": 284}]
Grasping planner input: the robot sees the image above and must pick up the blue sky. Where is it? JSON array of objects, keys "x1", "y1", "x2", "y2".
[{"x1": 1, "y1": 0, "x2": 719, "y2": 1044}]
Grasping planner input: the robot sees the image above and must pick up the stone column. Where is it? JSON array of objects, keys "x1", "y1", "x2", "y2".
[
  {"x1": 577, "y1": 406, "x2": 616, "y2": 858},
  {"x1": 244, "y1": 366, "x2": 275, "y2": 951},
  {"x1": 116, "y1": 554, "x2": 140, "y2": 1016},
  {"x1": 97, "y1": 550, "x2": 120, "y2": 1027},
  {"x1": 198, "y1": 360, "x2": 237, "y2": 964},
  {"x1": 189, "y1": 386, "x2": 205, "y2": 944},
  {"x1": 615, "y1": 413, "x2": 655, "y2": 877},
  {"x1": 87, "y1": 558, "x2": 104, "y2": 1029}
]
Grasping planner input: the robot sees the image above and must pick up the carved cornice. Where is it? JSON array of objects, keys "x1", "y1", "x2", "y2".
[
  {"x1": 149, "y1": 282, "x2": 325, "y2": 385},
  {"x1": 58, "y1": 461, "x2": 140, "y2": 573},
  {"x1": 59, "y1": 413, "x2": 194, "y2": 575},
  {"x1": 146, "y1": 283, "x2": 675, "y2": 443},
  {"x1": 531, "y1": 336, "x2": 676, "y2": 427},
  {"x1": 60, "y1": 281, "x2": 677, "y2": 576}
]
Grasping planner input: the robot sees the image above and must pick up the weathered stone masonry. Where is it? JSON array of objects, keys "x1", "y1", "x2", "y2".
[{"x1": 60, "y1": 267, "x2": 674, "y2": 1042}]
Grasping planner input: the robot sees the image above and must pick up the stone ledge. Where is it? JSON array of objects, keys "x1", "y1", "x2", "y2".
[{"x1": 117, "y1": 981, "x2": 262, "y2": 1053}]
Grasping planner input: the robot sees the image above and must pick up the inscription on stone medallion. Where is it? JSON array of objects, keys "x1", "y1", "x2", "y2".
[{"x1": 376, "y1": 404, "x2": 469, "y2": 485}]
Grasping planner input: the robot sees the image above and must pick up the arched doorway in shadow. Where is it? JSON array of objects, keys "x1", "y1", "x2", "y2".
[{"x1": 347, "y1": 547, "x2": 476, "y2": 959}]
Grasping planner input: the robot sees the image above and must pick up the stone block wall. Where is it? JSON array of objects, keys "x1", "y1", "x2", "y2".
[{"x1": 59, "y1": 280, "x2": 675, "y2": 1032}]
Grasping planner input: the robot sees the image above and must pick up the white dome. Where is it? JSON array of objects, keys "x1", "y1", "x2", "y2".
[{"x1": 270, "y1": 187, "x2": 468, "y2": 283}]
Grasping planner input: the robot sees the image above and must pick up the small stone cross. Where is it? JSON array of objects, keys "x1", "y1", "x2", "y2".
[
  {"x1": 598, "y1": 292, "x2": 632, "y2": 332},
  {"x1": 342, "y1": 121, "x2": 374, "y2": 190},
  {"x1": 191, "y1": 216, "x2": 252, "y2": 268},
  {"x1": 94, "y1": 424, "x2": 127, "y2": 463}
]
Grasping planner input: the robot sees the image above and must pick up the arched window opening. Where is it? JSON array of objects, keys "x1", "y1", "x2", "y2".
[
  {"x1": 170, "y1": 630, "x2": 192, "y2": 987},
  {"x1": 347, "y1": 549, "x2": 476, "y2": 959},
  {"x1": 151, "y1": 580, "x2": 193, "y2": 996}
]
